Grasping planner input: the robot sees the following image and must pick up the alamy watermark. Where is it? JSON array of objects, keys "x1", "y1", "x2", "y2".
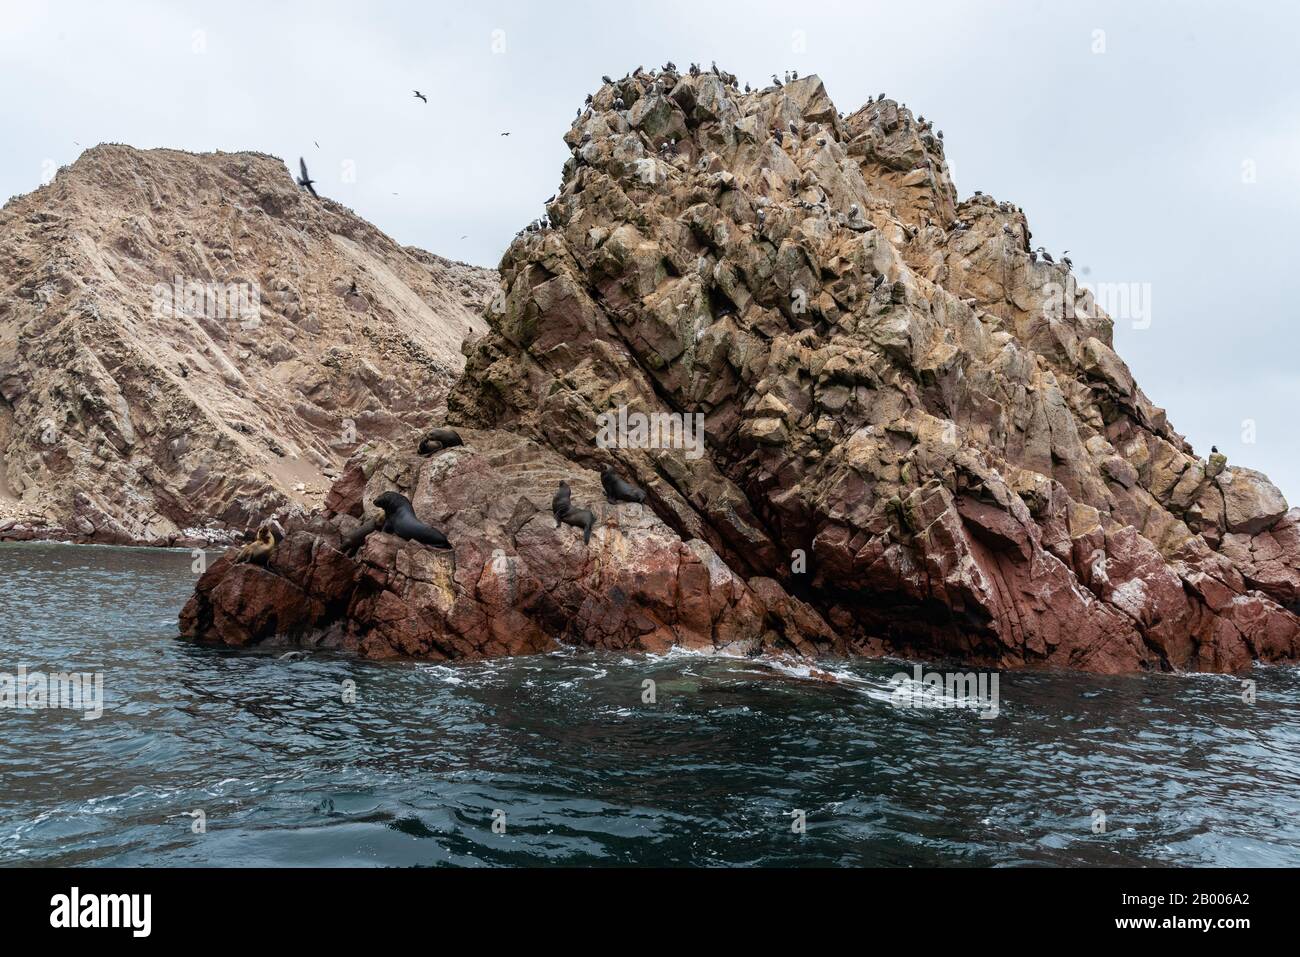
[
  {"x1": 889, "y1": 665, "x2": 999, "y2": 719},
  {"x1": 0, "y1": 665, "x2": 104, "y2": 720},
  {"x1": 1043, "y1": 276, "x2": 1152, "y2": 330},
  {"x1": 151, "y1": 275, "x2": 261, "y2": 329},
  {"x1": 596, "y1": 405, "x2": 706, "y2": 460}
]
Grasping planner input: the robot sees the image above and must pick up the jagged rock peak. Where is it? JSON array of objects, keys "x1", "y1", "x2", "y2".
[{"x1": 446, "y1": 65, "x2": 1300, "y2": 672}]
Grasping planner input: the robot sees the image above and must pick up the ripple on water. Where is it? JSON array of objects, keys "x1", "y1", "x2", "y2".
[{"x1": 0, "y1": 541, "x2": 1298, "y2": 866}]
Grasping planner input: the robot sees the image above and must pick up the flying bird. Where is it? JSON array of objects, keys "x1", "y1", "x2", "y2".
[
  {"x1": 413, "y1": 90, "x2": 427, "y2": 103},
  {"x1": 296, "y1": 157, "x2": 318, "y2": 198},
  {"x1": 500, "y1": 131, "x2": 511, "y2": 137}
]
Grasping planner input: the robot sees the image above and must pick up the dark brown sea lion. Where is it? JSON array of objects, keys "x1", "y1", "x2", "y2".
[
  {"x1": 373, "y1": 492, "x2": 452, "y2": 549},
  {"x1": 551, "y1": 480, "x2": 595, "y2": 545},
  {"x1": 601, "y1": 465, "x2": 646, "y2": 504},
  {"x1": 417, "y1": 428, "x2": 464, "y2": 456},
  {"x1": 340, "y1": 515, "x2": 380, "y2": 554}
]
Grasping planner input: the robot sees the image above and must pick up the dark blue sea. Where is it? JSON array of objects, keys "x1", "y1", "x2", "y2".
[{"x1": 1, "y1": 541, "x2": 1297, "y2": 867}]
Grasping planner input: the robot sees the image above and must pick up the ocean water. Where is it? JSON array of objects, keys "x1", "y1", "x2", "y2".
[{"x1": 0, "y1": 540, "x2": 1297, "y2": 867}]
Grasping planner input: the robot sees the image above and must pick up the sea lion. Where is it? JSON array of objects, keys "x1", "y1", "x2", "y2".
[
  {"x1": 373, "y1": 492, "x2": 452, "y2": 549},
  {"x1": 551, "y1": 481, "x2": 596, "y2": 545},
  {"x1": 340, "y1": 515, "x2": 379, "y2": 554},
  {"x1": 235, "y1": 525, "x2": 279, "y2": 565},
  {"x1": 418, "y1": 427, "x2": 464, "y2": 456},
  {"x1": 601, "y1": 465, "x2": 646, "y2": 504}
]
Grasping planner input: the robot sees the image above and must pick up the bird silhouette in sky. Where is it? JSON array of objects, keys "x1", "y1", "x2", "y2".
[
  {"x1": 413, "y1": 90, "x2": 427, "y2": 103},
  {"x1": 296, "y1": 157, "x2": 318, "y2": 198}
]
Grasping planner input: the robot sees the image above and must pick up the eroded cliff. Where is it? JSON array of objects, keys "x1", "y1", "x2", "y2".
[
  {"x1": 181, "y1": 69, "x2": 1300, "y2": 672},
  {"x1": 0, "y1": 146, "x2": 495, "y2": 544}
]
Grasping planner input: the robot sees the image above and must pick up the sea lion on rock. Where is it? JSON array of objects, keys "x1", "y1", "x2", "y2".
[
  {"x1": 418, "y1": 427, "x2": 464, "y2": 456},
  {"x1": 373, "y1": 492, "x2": 452, "y2": 549},
  {"x1": 551, "y1": 481, "x2": 596, "y2": 545},
  {"x1": 235, "y1": 525, "x2": 280, "y2": 565},
  {"x1": 601, "y1": 465, "x2": 646, "y2": 504},
  {"x1": 340, "y1": 515, "x2": 380, "y2": 554}
]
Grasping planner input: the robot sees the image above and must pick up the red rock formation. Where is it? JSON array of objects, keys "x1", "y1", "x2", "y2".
[
  {"x1": 181, "y1": 430, "x2": 843, "y2": 659},
  {"x1": 440, "y1": 70, "x2": 1299, "y2": 673},
  {"x1": 181, "y1": 68, "x2": 1300, "y2": 672}
]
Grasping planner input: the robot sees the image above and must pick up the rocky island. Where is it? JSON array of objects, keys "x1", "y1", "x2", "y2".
[{"x1": 12, "y1": 69, "x2": 1294, "y2": 674}]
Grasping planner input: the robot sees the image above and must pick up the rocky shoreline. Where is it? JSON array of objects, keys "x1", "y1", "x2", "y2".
[{"x1": 180, "y1": 429, "x2": 845, "y2": 660}]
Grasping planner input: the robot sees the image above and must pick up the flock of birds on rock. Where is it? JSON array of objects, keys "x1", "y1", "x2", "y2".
[
  {"x1": 283, "y1": 63, "x2": 1081, "y2": 273},
  {"x1": 493, "y1": 61, "x2": 1077, "y2": 274},
  {"x1": 283, "y1": 62, "x2": 1080, "y2": 308}
]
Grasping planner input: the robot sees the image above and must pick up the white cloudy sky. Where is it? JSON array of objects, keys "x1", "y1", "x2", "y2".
[{"x1": 2, "y1": 0, "x2": 1297, "y2": 501}]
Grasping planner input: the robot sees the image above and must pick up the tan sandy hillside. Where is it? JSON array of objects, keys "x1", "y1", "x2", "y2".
[{"x1": 0, "y1": 145, "x2": 496, "y2": 544}]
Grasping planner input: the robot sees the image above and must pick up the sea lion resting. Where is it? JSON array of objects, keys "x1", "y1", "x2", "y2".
[
  {"x1": 418, "y1": 428, "x2": 464, "y2": 456},
  {"x1": 235, "y1": 525, "x2": 280, "y2": 565},
  {"x1": 552, "y1": 481, "x2": 596, "y2": 545},
  {"x1": 601, "y1": 465, "x2": 646, "y2": 504},
  {"x1": 340, "y1": 515, "x2": 379, "y2": 554},
  {"x1": 373, "y1": 492, "x2": 452, "y2": 549}
]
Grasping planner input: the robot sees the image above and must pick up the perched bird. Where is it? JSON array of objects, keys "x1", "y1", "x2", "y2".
[
  {"x1": 1061, "y1": 250, "x2": 1073, "y2": 268},
  {"x1": 295, "y1": 157, "x2": 318, "y2": 198},
  {"x1": 1038, "y1": 247, "x2": 1055, "y2": 264},
  {"x1": 413, "y1": 90, "x2": 427, "y2": 103}
]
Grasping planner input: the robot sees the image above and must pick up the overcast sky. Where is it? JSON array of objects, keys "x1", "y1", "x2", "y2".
[{"x1": 2, "y1": 0, "x2": 1297, "y2": 502}]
